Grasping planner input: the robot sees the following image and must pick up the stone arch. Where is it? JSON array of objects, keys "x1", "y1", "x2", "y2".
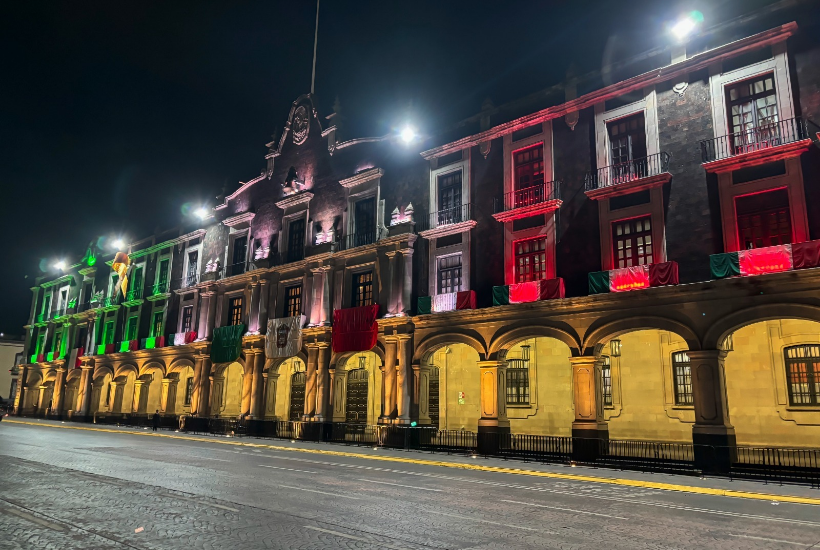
[
  {"x1": 264, "y1": 351, "x2": 308, "y2": 375},
  {"x1": 139, "y1": 360, "x2": 166, "y2": 378},
  {"x1": 334, "y1": 351, "x2": 382, "y2": 425},
  {"x1": 42, "y1": 369, "x2": 58, "y2": 383},
  {"x1": 168, "y1": 357, "x2": 195, "y2": 374},
  {"x1": 703, "y1": 303, "x2": 820, "y2": 350},
  {"x1": 93, "y1": 365, "x2": 114, "y2": 382},
  {"x1": 210, "y1": 361, "x2": 245, "y2": 417},
  {"x1": 413, "y1": 331, "x2": 487, "y2": 364},
  {"x1": 488, "y1": 324, "x2": 581, "y2": 360},
  {"x1": 66, "y1": 368, "x2": 83, "y2": 383},
  {"x1": 211, "y1": 358, "x2": 246, "y2": 378},
  {"x1": 114, "y1": 363, "x2": 138, "y2": 379},
  {"x1": 582, "y1": 315, "x2": 701, "y2": 354}
]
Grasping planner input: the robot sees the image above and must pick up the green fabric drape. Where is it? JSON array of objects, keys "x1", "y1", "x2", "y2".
[
  {"x1": 417, "y1": 296, "x2": 432, "y2": 315},
  {"x1": 710, "y1": 252, "x2": 740, "y2": 279},
  {"x1": 492, "y1": 285, "x2": 510, "y2": 306},
  {"x1": 588, "y1": 271, "x2": 611, "y2": 295},
  {"x1": 211, "y1": 324, "x2": 246, "y2": 363}
]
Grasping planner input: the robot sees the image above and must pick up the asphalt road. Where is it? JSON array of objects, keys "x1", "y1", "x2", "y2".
[{"x1": 2, "y1": 421, "x2": 820, "y2": 549}]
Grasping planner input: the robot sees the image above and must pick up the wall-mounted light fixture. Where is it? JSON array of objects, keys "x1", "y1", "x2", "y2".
[{"x1": 610, "y1": 339, "x2": 622, "y2": 357}]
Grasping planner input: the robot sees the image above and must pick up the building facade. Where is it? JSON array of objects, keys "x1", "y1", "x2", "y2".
[{"x1": 15, "y1": 18, "x2": 820, "y2": 459}]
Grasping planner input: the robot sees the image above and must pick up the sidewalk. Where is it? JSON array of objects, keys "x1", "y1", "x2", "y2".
[{"x1": 5, "y1": 417, "x2": 820, "y2": 504}]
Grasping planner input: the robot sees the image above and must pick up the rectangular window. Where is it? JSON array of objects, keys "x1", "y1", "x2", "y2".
[
  {"x1": 125, "y1": 316, "x2": 138, "y2": 341},
  {"x1": 602, "y1": 356, "x2": 613, "y2": 406},
  {"x1": 58, "y1": 288, "x2": 68, "y2": 312},
  {"x1": 156, "y1": 258, "x2": 169, "y2": 293},
  {"x1": 53, "y1": 330, "x2": 63, "y2": 356},
  {"x1": 726, "y1": 73, "x2": 778, "y2": 148},
  {"x1": 285, "y1": 285, "x2": 302, "y2": 318},
  {"x1": 514, "y1": 237, "x2": 547, "y2": 283},
  {"x1": 608, "y1": 113, "x2": 647, "y2": 166},
  {"x1": 230, "y1": 235, "x2": 248, "y2": 276},
  {"x1": 514, "y1": 143, "x2": 544, "y2": 191},
  {"x1": 287, "y1": 218, "x2": 306, "y2": 262},
  {"x1": 129, "y1": 267, "x2": 143, "y2": 300},
  {"x1": 41, "y1": 294, "x2": 51, "y2": 316},
  {"x1": 784, "y1": 345, "x2": 820, "y2": 406},
  {"x1": 735, "y1": 188, "x2": 792, "y2": 249},
  {"x1": 181, "y1": 306, "x2": 193, "y2": 333},
  {"x1": 82, "y1": 281, "x2": 93, "y2": 306},
  {"x1": 613, "y1": 215, "x2": 653, "y2": 268},
  {"x1": 35, "y1": 334, "x2": 46, "y2": 355},
  {"x1": 352, "y1": 271, "x2": 374, "y2": 308},
  {"x1": 437, "y1": 171, "x2": 462, "y2": 224},
  {"x1": 228, "y1": 296, "x2": 244, "y2": 326},
  {"x1": 352, "y1": 197, "x2": 376, "y2": 247},
  {"x1": 437, "y1": 254, "x2": 462, "y2": 294},
  {"x1": 672, "y1": 352, "x2": 693, "y2": 406},
  {"x1": 184, "y1": 378, "x2": 194, "y2": 406},
  {"x1": 186, "y1": 250, "x2": 199, "y2": 286},
  {"x1": 103, "y1": 320, "x2": 115, "y2": 345},
  {"x1": 506, "y1": 346, "x2": 530, "y2": 405},
  {"x1": 104, "y1": 383, "x2": 111, "y2": 406},
  {"x1": 152, "y1": 311, "x2": 164, "y2": 337}
]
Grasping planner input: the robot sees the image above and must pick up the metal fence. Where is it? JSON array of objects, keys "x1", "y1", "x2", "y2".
[
  {"x1": 585, "y1": 152, "x2": 670, "y2": 191},
  {"x1": 416, "y1": 204, "x2": 472, "y2": 232},
  {"x1": 495, "y1": 180, "x2": 561, "y2": 213},
  {"x1": 699, "y1": 117, "x2": 811, "y2": 163}
]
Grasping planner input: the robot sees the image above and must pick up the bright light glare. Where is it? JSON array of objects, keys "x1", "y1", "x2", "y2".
[
  {"x1": 400, "y1": 126, "x2": 417, "y2": 144},
  {"x1": 112, "y1": 239, "x2": 124, "y2": 249},
  {"x1": 54, "y1": 261, "x2": 66, "y2": 270},
  {"x1": 671, "y1": 16, "x2": 697, "y2": 39},
  {"x1": 195, "y1": 207, "x2": 210, "y2": 220}
]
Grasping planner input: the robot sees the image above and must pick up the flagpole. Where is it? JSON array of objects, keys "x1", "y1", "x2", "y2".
[{"x1": 310, "y1": 0, "x2": 320, "y2": 95}]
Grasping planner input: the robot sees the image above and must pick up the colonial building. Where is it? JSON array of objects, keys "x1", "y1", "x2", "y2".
[{"x1": 15, "y1": 15, "x2": 820, "y2": 464}]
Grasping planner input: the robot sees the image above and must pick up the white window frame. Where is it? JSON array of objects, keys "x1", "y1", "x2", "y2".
[
  {"x1": 594, "y1": 88, "x2": 660, "y2": 169},
  {"x1": 225, "y1": 228, "x2": 250, "y2": 273},
  {"x1": 434, "y1": 251, "x2": 464, "y2": 295},
  {"x1": 282, "y1": 212, "x2": 309, "y2": 261},
  {"x1": 429, "y1": 154, "x2": 470, "y2": 218},
  {"x1": 154, "y1": 253, "x2": 171, "y2": 290},
  {"x1": 183, "y1": 244, "x2": 202, "y2": 287}
]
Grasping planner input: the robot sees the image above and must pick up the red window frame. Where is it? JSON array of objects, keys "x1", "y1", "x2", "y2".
[
  {"x1": 612, "y1": 215, "x2": 653, "y2": 268},
  {"x1": 514, "y1": 237, "x2": 547, "y2": 283},
  {"x1": 735, "y1": 188, "x2": 792, "y2": 250},
  {"x1": 512, "y1": 144, "x2": 545, "y2": 208}
]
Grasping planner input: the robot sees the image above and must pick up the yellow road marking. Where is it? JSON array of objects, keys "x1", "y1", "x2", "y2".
[{"x1": 5, "y1": 419, "x2": 820, "y2": 506}]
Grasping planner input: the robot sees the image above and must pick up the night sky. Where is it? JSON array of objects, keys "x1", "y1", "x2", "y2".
[{"x1": 0, "y1": 0, "x2": 784, "y2": 334}]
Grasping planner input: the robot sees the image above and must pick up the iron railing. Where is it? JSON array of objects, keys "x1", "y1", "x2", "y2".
[
  {"x1": 416, "y1": 203, "x2": 472, "y2": 232},
  {"x1": 151, "y1": 281, "x2": 170, "y2": 296},
  {"x1": 221, "y1": 262, "x2": 247, "y2": 278},
  {"x1": 700, "y1": 117, "x2": 812, "y2": 163},
  {"x1": 125, "y1": 287, "x2": 142, "y2": 301},
  {"x1": 51, "y1": 307, "x2": 68, "y2": 319},
  {"x1": 585, "y1": 152, "x2": 670, "y2": 191},
  {"x1": 100, "y1": 296, "x2": 120, "y2": 308},
  {"x1": 495, "y1": 180, "x2": 561, "y2": 213},
  {"x1": 342, "y1": 229, "x2": 378, "y2": 250}
]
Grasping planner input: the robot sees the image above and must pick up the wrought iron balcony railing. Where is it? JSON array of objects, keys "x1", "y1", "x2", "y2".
[
  {"x1": 125, "y1": 287, "x2": 142, "y2": 301},
  {"x1": 100, "y1": 295, "x2": 120, "y2": 308},
  {"x1": 221, "y1": 262, "x2": 247, "y2": 278},
  {"x1": 151, "y1": 281, "x2": 170, "y2": 296},
  {"x1": 495, "y1": 180, "x2": 561, "y2": 213},
  {"x1": 416, "y1": 203, "x2": 472, "y2": 232},
  {"x1": 700, "y1": 117, "x2": 811, "y2": 163},
  {"x1": 286, "y1": 246, "x2": 305, "y2": 264},
  {"x1": 342, "y1": 229, "x2": 377, "y2": 251},
  {"x1": 585, "y1": 152, "x2": 670, "y2": 192}
]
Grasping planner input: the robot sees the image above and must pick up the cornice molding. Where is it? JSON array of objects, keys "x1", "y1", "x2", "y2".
[
  {"x1": 339, "y1": 168, "x2": 384, "y2": 188},
  {"x1": 275, "y1": 192, "x2": 314, "y2": 210},
  {"x1": 419, "y1": 220, "x2": 477, "y2": 240},
  {"x1": 222, "y1": 211, "x2": 256, "y2": 228}
]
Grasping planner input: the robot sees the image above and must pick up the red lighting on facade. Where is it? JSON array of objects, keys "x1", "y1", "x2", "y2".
[
  {"x1": 738, "y1": 245, "x2": 793, "y2": 276},
  {"x1": 610, "y1": 266, "x2": 650, "y2": 292}
]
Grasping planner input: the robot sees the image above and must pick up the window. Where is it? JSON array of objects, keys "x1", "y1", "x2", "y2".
[
  {"x1": 181, "y1": 306, "x2": 193, "y2": 333},
  {"x1": 514, "y1": 144, "x2": 544, "y2": 191},
  {"x1": 506, "y1": 345, "x2": 530, "y2": 405},
  {"x1": 608, "y1": 113, "x2": 647, "y2": 167},
  {"x1": 35, "y1": 334, "x2": 45, "y2": 356},
  {"x1": 352, "y1": 197, "x2": 376, "y2": 247},
  {"x1": 726, "y1": 73, "x2": 778, "y2": 149},
  {"x1": 151, "y1": 311, "x2": 164, "y2": 338},
  {"x1": 125, "y1": 316, "x2": 138, "y2": 341},
  {"x1": 784, "y1": 345, "x2": 820, "y2": 406},
  {"x1": 352, "y1": 271, "x2": 373, "y2": 308},
  {"x1": 184, "y1": 378, "x2": 194, "y2": 406},
  {"x1": 129, "y1": 266, "x2": 143, "y2": 300},
  {"x1": 82, "y1": 281, "x2": 93, "y2": 306},
  {"x1": 514, "y1": 237, "x2": 547, "y2": 283},
  {"x1": 230, "y1": 235, "x2": 248, "y2": 276},
  {"x1": 103, "y1": 320, "x2": 115, "y2": 345},
  {"x1": 438, "y1": 171, "x2": 462, "y2": 223},
  {"x1": 735, "y1": 189, "x2": 792, "y2": 249},
  {"x1": 285, "y1": 285, "x2": 302, "y2": 318},
  {"x1": 58, "y1": 288, "x2": 68, "y2": 313},
  {"x1": 287, "y1": 218, "x2": 306, "y2": 262},
  {"x1": 601, "y1": 356, "x2": 613, "y2": 406},
  {"x1": 228, "y1": 296, "x2": 244, "y2": 326},
  {"x1": 156, "y1": 258, "x2": 169, "y2": 293},
  {"x1": 53, "y1": 330, "x2": 63, "y2": 357},
  {"x1": 612, "y1": 216, "x2": 653, "y2": 268},
  {"x1": 186, "y1": 250, "x2": 199, "y2": 287},
  {"x1": 41, "y1": 294, "x2": 51, "y2": 316},
  {"x1": 437, "y1": 254, "x2": 462, "y2": 294},
  {"x1": 672, "y1": 352, "x2": 693, "y2": 406}
]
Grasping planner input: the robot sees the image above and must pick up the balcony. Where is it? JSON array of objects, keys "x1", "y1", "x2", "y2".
[
  {"x1": 699, "y1": 117, "x2": 816, "y2": 173},
  {"x1": 341, "y1": 229, "x2": 377, "y2": 251},
  {"x1": 99, "y1": 295, "x2": 121, "y2": 308},
  {"x1": 492, "y1": 180, "x2": 562, "y2": 223},
  {"x1": 124, "y1": 287, "x2": 143, "y2": 303},
  {"x1": 151, "y1": 280, "x2": 170, "y2": 296},
  {"x1": 51, "y1": 307, "x2": 68, "y2": 319},
  {"x1": 417, "y1": 203, "x2": 476, "y2": 239},
  {"x1": 221, "y1": 262, "x2": 247, "y2": 278},
  {"x1": 585, "y1": 152, "x2": 671, "y2": 200}
]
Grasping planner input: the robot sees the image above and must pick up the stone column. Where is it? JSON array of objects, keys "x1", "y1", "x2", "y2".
[
  {"x1": 197, "y1": 292, "x2": 212, "y2": 340},
  {"x1": 248, "y1": 281, "x2": 261, "y2": 333},
  {"x1": 263, "y1": 370, "x2": 279, "y2": 419},
  {"x1": 380, "y1": 338, "x2": 398, "y2": 423},
  {"x1": 399, "y1": 248, "x2": 414, "y2": 315},
  {"x1": 249, "y1": 351, "x2": 265, "y2": 418},
  {"x1": 52, "y1": 367, "x2": 67, "y2": 417},
  {"x1": 303, "y1": 345, "x2": 319, "y2": 419},
  {"x1": 161, "y1": 378, "x2": 178, "y2": 414},
  {"x1": 198, "y1": 358, "x2": 212, "y2": 417},
  {"x1": 241, "y1": 351, "x2": 256, "y2": 416},
  {"x1": 395, "y1": 335, "x2": 413, "y2": 424},
  {"x1": 14, "y1": 365, "x2": 29, "y2": 415},
  {"x1": 315, "y1": 343, "x2": 330, "y2": 421},
  {"x1": 320, "y1": 266, "x2": 331, "y2": 325},
  {"x1": 687, "y1": 350, "x2": 736, "y2": 473},
  {"x1": 477, "y1": 360, "x2": 510, "y2": 433},
  {"x1": 385, "y1": 251, "x2": 399, "y2": 316},
  {"x1": 258, "y1": 279, "x2": 270, "y2": 334},
  {"x1": 190, "y1": 356, "x2": 204, "y2": 416},
  {"x1": 133, "y1": 379, "x2": 148, "y2": 414},
  {"x1": 416, "y1": 364, "x2": 431, "y2": 425},
  {"x1": 570, "y1": 355, "x2": 608, "y2": 439},
  {"x1": 78, "y1": 365, "x2": 94, "y2": 417}
]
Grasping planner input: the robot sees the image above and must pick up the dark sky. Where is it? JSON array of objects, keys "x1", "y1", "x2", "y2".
[{"x1": 0, "y1": 0, "x2": 784, "y2": 334}]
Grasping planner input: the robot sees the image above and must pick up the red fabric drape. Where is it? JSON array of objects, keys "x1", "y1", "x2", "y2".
[
  {"x1": 509, "y1": 281, "x2": 540, "y2": 303},
  {"x1": 185, "y1": 331, "x2": 197, "y2": 344},
  {"x1": 609, "y1": 266, "x2": 650, "y2": 292},
  {"x1": 456, "y1": 290, "x2": 477, "y2": 310},
  {"x1": 540, "y1": 278, "x2": 565, "y2": 300},
  {"x1": 129, "y1": 340, "x2": 139, "y2": 351},
  {"x1": 738, "y1": 245, "x2": 792, "y2": 276},
  {"x1": 649, "y1": 261, "x2": 679, "y2": 287},
  {"x1": 156, "y1": 336, "x2": 166, "y2": 348},
  {"x1": 332, "y1": 305, "x2": 380, "y2": 353},
  {"x1": 104, "y1": 343, "x2": 115, "y2": 354},
  {"x1": 792, "y1": 240, "x2": 820, "y2": 270},
  {"x1": 74, "y1": 347, "x2": 84, "y2": 368}
]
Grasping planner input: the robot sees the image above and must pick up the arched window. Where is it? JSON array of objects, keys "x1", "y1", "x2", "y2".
[
  {"x1": 784, "y1": 345, "x2": 820, "y2": 406},
  {"x1": 672, "y1": 352, "x2": 693, "y2": 405}
]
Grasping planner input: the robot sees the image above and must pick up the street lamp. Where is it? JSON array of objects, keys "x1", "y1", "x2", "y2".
[
  {"x1": 194, "y1": 207, "x2": 210, "y2": 220},
  {"x1": 670, "y1": 12, "x2": 703, "y2": 41},
  {"x1": 610, "y1": 339, "x2": 622, "y2": 357},
  {"x1": 400, "y1": 126, "x2": 417, "y2": 144},
  {"x1": 111, "y1": 239, "x2": 125, "y2": 249},
  {"x1": 53, "y1": 260, "x2": 66, "y2": 271}
]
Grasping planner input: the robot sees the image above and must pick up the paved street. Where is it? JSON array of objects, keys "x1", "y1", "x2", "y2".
[{"x1": 2, "y1": 420, "x2": 820, "y2": 549}]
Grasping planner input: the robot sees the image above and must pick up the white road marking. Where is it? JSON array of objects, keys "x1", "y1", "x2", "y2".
[
  {"x1": 728, "y1": 533, "x2": 807, "y2": 546},
  {"x1": 434, "y1": 511, "x2": 547, "y2": 533},
  {"x1": 501, "y1": 499, "x2": 627, "y2": 520},
  {"x1": 279, "y1": 485, "x2": 360, "y2": 499},
  {"x1": 197, "y1": 456, "x2": 231, "y2": 462},
  {"x1": 2, "y1": 507, "x2": 66, "y2": 531},
  {"x1": 304, "y1": 526, "x2": 410, "y2": 550},
  {"x1": 357, "y1": 479, "x2": 443, "y2": 492},
  {"x1": 259, "y1": 464, "x2": 318, "y2": 474}
]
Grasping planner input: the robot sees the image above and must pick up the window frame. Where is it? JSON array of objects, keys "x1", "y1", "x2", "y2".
[
  {"x1": 180, "y1": 305, "x2": 194, "y2": 333},
  {"x1": 227, "y1": 296, "x2": 244, "y2": 327},
  {"x1": 784, "y1": 344, "x2": 820, "y2": 406},
  {"x1": 671, "y1": 351, "x2": 694, "y2": 406},
  {"x1": 125, "y1": 315, "x2": 139, "y2": 342},
  {"x1": 601, "y1": 356, "x2": 613, "y2": 407},
  {"x1": 184, "y1": 377, "x2": 194, "y2": 407},
  {"x1": 351, "y1": 270, "x2": 374, "y2": 308},
  {"x1": 151, "y1": 311, "x2": 164, "y2": 338},
  {"x1": 513, "y1": 236, "x2": 548, "y2": 283},
  {"x1": 284, "y1": 285, "x2": 302, "y2": 318},
  {"x1": 611, "y1": 214, "x2": 655, "y2": 268},
  {"x1": 436, "y1": 253, "x2": 463, "y2": 295}
]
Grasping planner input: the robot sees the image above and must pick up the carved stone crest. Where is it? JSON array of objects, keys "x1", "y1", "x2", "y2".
[{"x1": 292, "y1": 105, "x2": 309, "y2": 144}]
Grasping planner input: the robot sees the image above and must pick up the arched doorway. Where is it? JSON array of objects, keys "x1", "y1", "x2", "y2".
[
  {"x1": 428, "y1": 366, "x2": 440, "y2": 428},
  {"x1": 64, "y1": 376, "x2": 80, "y2": 415},
  {"x1": 346, "y1": 359, "x2": 368, "y2": 424},
  {"x1": 334, "y1": 352, "x2": 381, "y2": 425},
  {"x1": 289, "y1": 361, "x2": 307, "y2": 420}
]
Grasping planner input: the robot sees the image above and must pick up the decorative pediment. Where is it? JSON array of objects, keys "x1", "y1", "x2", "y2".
[
  {"x1": 275, "y1": 191, "x2": 314, "y2": 211},
  {"x1": 222, "y1": 212, "x2": 255, "y2": 229},
  {"x1": 339, "y1": 168, "x2": 384, "y2": 189}
]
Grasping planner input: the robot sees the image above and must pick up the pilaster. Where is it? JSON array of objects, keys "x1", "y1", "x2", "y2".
[
  {"x1": 380, "y1": 337, "x2": 398, "y2": 423},
  {"x1": 477, "y1": 360, "x2": 510, "y2": 433},
  {"x1": 395, "y1": 335, "x2": 413, "y2": 424}
]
